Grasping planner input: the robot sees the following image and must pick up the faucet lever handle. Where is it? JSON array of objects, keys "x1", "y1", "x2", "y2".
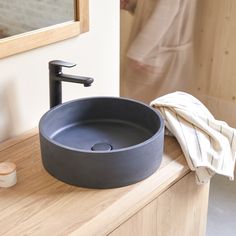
[{"x1": 49, "y1": 60, "x2": 76, "y2": 69}]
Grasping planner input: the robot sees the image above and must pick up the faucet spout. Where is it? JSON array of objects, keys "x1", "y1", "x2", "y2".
[
  {"x1": 49, "y1": 60, "x2": 94, "y2": 108},
  {"x1": 57, "y1": 73, "x2": 94, "y2": 87}
]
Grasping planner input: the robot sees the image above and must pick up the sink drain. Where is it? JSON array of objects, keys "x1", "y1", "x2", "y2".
[{"x1": 91, "y1": 142, "x2": 113, "y2": 151}]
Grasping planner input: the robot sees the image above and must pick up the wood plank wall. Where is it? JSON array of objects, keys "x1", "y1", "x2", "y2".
[
  {"x1": 121, "y1": 0, "x2": 236, "y2": 128},
  {"x1": 194, "y1": 0, "x2": 236, "y2": 128}
]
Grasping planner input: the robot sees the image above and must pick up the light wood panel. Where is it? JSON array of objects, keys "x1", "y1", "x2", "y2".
[
  {"x1": 77, "y1": 0, "x2": 89, "y2": 32},
  {"x1": 121, "y1": 0, "x2": 236, "y2": 127},
  {"x1": 0, "y1": 0, "x2": 89, "y2": 59},
  {"x1": 195, "y1": 0, "x2": 236, "y2": 127},
  {"x1": 109, "y1": 172, "x2": 209, "y2": 236},
  {"x1": 0, "y1": 131, "x2": 190, "y2": 236},
  {"x1": 0, "y1": 128, "x2": 38, "y2": 152},
  {"x1": 120, "y1": 10, "x2": 133, "y2": 96},
  {"x1": 0, "y1": 22, "x2": 80, "y2": 59}
]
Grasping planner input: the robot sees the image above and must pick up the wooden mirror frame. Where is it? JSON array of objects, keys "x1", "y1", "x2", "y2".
[{"x1": 0, "y1": 0, "x2": 89, "y2": 59}]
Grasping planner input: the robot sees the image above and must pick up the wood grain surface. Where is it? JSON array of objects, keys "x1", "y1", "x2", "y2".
[
  {"x1": 0, "y1": 131, "x2": 189, "y2": 236},
  {"x1": 109, "y1": 172, "x2": 209, "y2": 236}
]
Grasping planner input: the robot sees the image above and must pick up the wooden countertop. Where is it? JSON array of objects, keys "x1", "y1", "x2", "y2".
[{"x1": 0, "y1": 129, "x2": 190, "y2": 236}]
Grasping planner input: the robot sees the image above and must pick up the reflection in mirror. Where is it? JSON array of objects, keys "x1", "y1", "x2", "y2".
[{"x1": 0, "y1": 0, "x2": 74, "y2": 39}]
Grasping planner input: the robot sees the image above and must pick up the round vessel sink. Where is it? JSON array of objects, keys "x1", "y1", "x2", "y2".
[{"x1": 39, "y1": 97, "x2": 164, "y2": 189}]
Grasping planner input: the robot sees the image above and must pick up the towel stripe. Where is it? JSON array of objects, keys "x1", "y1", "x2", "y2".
[
  {"x1": 161, "y1": 107, "x2": 168, "y2": 122},
  {"x1": 206, "y1": 168, "x2": 212, "y2": 176},
  {"x1": 207, "y1": 118, "x2": 214, "y2": 165},
  {"x1": 219, "y1": 125, "x2": 225, "y2": 170},
  {"x1": 189, "y1": 113, "x2": 204, "y2": 162},
  {"x1": 176, "y1": 113, "x2": 195, "y2": 168},
  {"x1": 192, "y1": 124, "x2": 203, "y2": 161},
  {"x1": 230, "y1": 131, "x2": 235, "y2": 148}
]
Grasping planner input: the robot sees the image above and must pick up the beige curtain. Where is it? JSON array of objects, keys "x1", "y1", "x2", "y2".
[{"x1": 121, "y1": 0, "x2": 197, "y2": 104}]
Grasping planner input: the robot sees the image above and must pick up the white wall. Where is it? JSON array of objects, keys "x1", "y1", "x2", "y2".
[{"x1": 0, "y1": 0, "x2": 119, "y2": 141}]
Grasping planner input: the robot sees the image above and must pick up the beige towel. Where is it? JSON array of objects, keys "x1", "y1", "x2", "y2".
[{"x1": 151, "y1": 92, "x2": 236, "y2": 184}]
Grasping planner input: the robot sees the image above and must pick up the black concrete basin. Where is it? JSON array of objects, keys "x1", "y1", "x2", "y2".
[{"x1": 39, "y1": 97, "x2": 164, "y2": 189}]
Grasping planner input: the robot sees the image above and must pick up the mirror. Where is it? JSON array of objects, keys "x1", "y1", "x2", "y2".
[
  {"x1": 0, "y1": 0, "x2": 89, "y2": 59},
  {"x1": 0, "y1": 0, "x2": 74, "y2": 38}
]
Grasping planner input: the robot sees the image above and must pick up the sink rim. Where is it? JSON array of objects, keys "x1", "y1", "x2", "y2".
[{"x1": 39, "y1": 96, "x2": 164, "y2": 154}]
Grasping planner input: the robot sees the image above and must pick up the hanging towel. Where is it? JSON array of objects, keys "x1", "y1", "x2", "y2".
[
  {"x1": 121, "y1": 0, "x2": 197, "y2": 104},
  {"x1": 127, "y1": 0, "x2": 197, "y2": 75},
  {"x1": 150, "y1": 91, "x2": 236, "y2": 184}
]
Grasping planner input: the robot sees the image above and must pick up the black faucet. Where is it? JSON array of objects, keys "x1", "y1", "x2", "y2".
[{"x1": 49, "y1": 60, "x2": 94, "y2": 108}]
